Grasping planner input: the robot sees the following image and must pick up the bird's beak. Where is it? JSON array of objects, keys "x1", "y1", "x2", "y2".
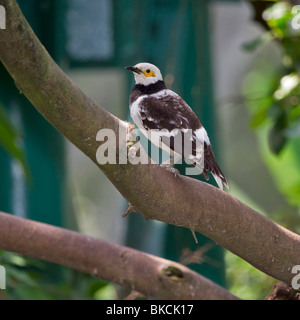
[{"x1": 125, "y1": 66, "x2": 142, "y2": 74}]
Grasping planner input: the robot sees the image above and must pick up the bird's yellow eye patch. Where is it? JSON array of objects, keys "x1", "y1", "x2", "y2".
[{"x1": 143, "y1": 69, "x2": 156, "y2": 77}]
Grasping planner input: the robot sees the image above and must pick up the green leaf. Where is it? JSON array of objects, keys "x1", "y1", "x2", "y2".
[
  {"x1": 263, "y1": 2, "x2": 293, "y2": 38},
  {"x1": 259, "y1": 132, "x2": 300, "y2": 207},
  {"x1": 250, "y1": 108, "x2": 268, "y2": 128},
  {"x1": 250, "y1": 96, "x2": 274, "y2": 128},
  {"x1": 242, "y1": 32, "x2": 273, "y2": 52},
  {"x1": 268, "y1": 111, "x2": 288, "y2": 154},
  {"x1": 289, "y1": 105, "x2": 300, "y2": 120}
]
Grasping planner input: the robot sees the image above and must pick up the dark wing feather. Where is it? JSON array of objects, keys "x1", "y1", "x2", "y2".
[
  {"x1": 139, "y1": 94, "x2": 200, "y2": 132},
  {"x1": 202, "y1": 142, "x2": 228, "y2": 187},
  {"x1": 138, "y1": 91, "x2": 228, "y2": 188},
  {"x1": 139, "y1": 93, "x2": 201, "y2": 157}
]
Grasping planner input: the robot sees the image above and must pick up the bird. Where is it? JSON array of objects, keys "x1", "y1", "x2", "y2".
[{"x1": 125, "y1": 62, "x2": 229, "y2": 190}]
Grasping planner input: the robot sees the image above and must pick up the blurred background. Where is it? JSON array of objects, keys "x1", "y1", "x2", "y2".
[{"x1": 0, "y1": 0, "x2": 300, "y2": 300}]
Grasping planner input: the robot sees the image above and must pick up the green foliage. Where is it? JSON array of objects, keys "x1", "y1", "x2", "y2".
[
  {"x1": 243, "y1": 2, "x2": 300, "y2": 213},
  {"x1": 0, "y1": 103, "x2": 30, "y2": 179},
  {"x1": 245, "y1": 2, "x2": 300, "y2": 155},
  {"x1": 226, "y1": 1, "x2": 300, "y2": 299},
  {"x1": 226, "y1": 251, "x2": 277, "y2": 300},
  {"x1": 0, "y1": 250, "x2": 117, "y2": 300}
]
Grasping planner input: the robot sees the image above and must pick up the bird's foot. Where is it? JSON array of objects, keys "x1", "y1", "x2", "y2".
[
  {"x1": 160, "y1": 162, "x2": 180, "y2": 176},
  {"x1": 127, "y1": 145, "x2": 138, "y2": 159},
  {"x1": 126, "y1": 122, "x2": 137, "y2": 149},
  {"x1": 125, "y1": 122, "x2": 140, "y2": 160}
]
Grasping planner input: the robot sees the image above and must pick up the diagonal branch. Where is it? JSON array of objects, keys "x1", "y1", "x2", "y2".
[
  {"x1": 0, "y1": 211, "x2": 238, "y2": 300},
  {"x1": 0, "y1": 0, "x2": 300, "y2": 287}
]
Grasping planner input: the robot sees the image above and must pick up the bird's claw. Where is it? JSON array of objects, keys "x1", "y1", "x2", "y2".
[
  {"x1": 125, "y1": 122, "x2": 140, "y2": 160},
  {"x1": 128, "y1": 145, "x2": 138, "y2": 159},
  {"x1": 126, "y1": 122, "x2": 137, "y2": 149}
]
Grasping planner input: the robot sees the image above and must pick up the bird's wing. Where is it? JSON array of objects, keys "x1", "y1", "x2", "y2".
[
  {"x1": 139, "y1": 91, "x2": 197, "y2": 129},
  {"x1": 137, "y1": 90, "x2": 229, "y2": 189},
  {"x1": 138, "y1": 90, "x2": 203, "y2": 156}
]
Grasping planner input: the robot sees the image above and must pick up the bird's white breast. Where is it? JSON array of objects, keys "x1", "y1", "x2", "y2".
[{"x1": 130, "y1": 95, "x2": 147, "y2": 134}]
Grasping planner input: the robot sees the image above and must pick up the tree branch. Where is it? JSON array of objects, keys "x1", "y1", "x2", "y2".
[
  {"x1": 0, "y1": 211, "x2": 238, "y2": 300},
  {"x1": 0, "y1": 0, "x2": 300, "y2": 287}
]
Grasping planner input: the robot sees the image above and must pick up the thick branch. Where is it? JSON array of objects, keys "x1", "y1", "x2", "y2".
[
  {"x1": 0, "y1": 211, "x2": 237, "y2": 300},
  {"x1": 0, "y1": 0, "x2": 300, "y2": 286}
]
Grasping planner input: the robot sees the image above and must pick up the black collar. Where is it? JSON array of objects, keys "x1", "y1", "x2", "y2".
[
  {"x1": 134, "y1": 80, "x2": 167, "y2": 94},
  {"x1": 130, "y1": 81, "x2": 167, "y2": 104}
]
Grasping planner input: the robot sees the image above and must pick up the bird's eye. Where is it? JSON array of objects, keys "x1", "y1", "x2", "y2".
[{"x1": 146, "y1": 69, "x2": 151, "y2": 73}]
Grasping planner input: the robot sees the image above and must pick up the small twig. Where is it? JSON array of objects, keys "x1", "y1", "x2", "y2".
[
  {"x1": 123, "y1": 290, "x2": 145, "y2": 300},
  {"x1": 180, "y1": 243, "x2": 220, "y2": 268},
  {"x1": 190, "y1": 228, "x2": 198, "y2": 244},
  {"x1": 122, "y1": 203, "x2": 137, "y2": 218}
]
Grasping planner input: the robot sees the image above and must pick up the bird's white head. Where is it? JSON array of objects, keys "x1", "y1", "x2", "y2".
[{"x1": 125, "y1": 62, "x2": 163, "y2": 86}]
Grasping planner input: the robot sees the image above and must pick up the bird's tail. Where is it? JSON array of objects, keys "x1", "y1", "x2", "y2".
[
  {"x1": 211, "y1": 172, "x2": 229, "y2": 191},
  {"x1": 193, "y1": 161, "x2": 229, "y2": 191}
]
